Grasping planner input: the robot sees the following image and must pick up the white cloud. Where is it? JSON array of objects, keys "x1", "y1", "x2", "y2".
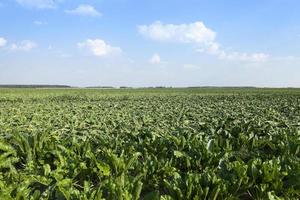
[
  {"x1": 77, "y1": 39, "x2": 121, "y2": 57},
  {"x1": 0, "y1": 37, "x2": 7, "y2": 47},
  {"x1": 15, "y1": 0, "x2": 62, "y2": 9},
  {"x1": 10, "y1": 40, "x2": 37, "y2": 51},
  {"x1": 65, "y1": 5, "x2": 102, "y2": 17},
  {"x1": 149, "y1": 53, "x2": 161, "y2": 64},
  {"x1": 197, "y1": 46, "x2": 269, "y2": 62},
  {"x1": 139, "y1": 21, "x2": 216, "y2": 44},
  {"x1": 220, "y1": 52, "x2": 269, "y2": 62},
  {"x1": 34, "y1": 20, "x2": 47, "y2": 25},
  {"x1": 139, "y1": 21, "x2": 269, "y2": 62}
]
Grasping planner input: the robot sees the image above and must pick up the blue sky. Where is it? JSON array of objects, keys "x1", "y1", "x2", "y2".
[{"x1": 0, "y1": 0, "x2": 300, "y2": 87}]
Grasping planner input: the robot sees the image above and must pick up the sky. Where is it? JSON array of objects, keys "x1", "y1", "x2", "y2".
[{"x1": 0, "y1": 0, "x2": 300, "y2": 87}]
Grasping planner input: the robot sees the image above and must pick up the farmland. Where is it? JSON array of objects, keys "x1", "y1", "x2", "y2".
[{"x1": 0, "y1": 88, "x2": 299, "y2": 199}]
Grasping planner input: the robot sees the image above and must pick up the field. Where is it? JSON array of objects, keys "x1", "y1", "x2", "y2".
[{"x1": 0, "y1": 88, "x2": 299, "y2": 199}]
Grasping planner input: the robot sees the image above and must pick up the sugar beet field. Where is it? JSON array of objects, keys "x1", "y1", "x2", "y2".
[{"x1": 0, "y1": 88, "x2": 299, "y2": 200}]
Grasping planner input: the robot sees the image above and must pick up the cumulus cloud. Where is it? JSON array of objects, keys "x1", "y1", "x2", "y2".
[
  {"x1": 0, "y1": 37, "x2": 7, "y2": 47},
  {"x1": 10, "y1": 40, "x2": 37, "y2": 51},
  {"x1": 139, "y1": 21, "x2": 269, "y2": 62},
  {"x1": 149, "y1": 53, "x2": 161, "y2": 64},
  {"x1": 139, "y1": 21, "x2": 216, "y2": 44},
  {"x1": 197, "y1": 44, "x2": 269, "y2": 62},
  {"x1": 15, "y1": 0, "x2": 63, "y2": 9},
  {"x1": 77, "y1": 39, "x2": 121, "y2": 57},
  {"x1": 65, "y1": 5, "x2": 102, "y2": 17}
]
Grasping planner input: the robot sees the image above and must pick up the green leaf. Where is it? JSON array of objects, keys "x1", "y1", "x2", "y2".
[
  {"x1": 174, "y1": 150, "x2": 184, "y2": 158},
  {"x1": 97, "y1": 161, "x2": 111, "y2": 176}
]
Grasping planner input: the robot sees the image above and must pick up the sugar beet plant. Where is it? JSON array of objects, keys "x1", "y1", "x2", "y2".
[{"x1": 0, "y1": 88, "x2": 299, "y2": 199}]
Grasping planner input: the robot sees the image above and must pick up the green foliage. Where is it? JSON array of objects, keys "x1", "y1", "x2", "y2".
[{"x1": 0, "y1": 88, "x2": 299, "y2": 199}]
